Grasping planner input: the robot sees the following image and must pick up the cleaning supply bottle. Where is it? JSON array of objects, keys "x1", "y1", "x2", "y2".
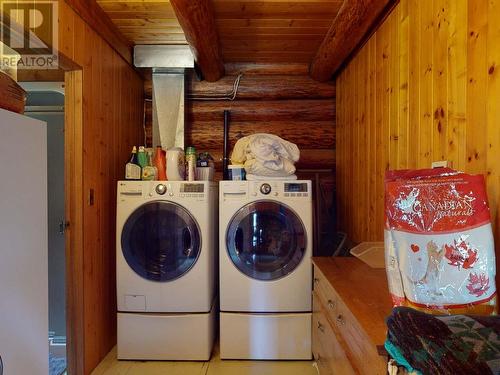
[
  {"x1": 125, "y1": 146, "x2": 141, "y2": 180},
  {"x1": 154, "y1": 146, "x2": 167, "y2": 181},
  {"x1": 137, "y1": 146, "x2": 147, "y2": 169},
  {"x1": 186, "y1": 146, "x2": 196, "y2": 181},
  {"x1": 142, "y1": 148, "x2": 157, "y2": 181},
  {"x1": 166, "y1": 147, "x2": 185, "y2": 181}
]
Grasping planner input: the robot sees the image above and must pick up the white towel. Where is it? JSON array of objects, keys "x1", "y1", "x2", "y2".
[{"x1": 231, "y1": 134, "x2": 300, "y2": 177}]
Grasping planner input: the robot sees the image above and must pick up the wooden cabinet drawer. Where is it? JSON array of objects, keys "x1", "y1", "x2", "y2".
[
  {"x1": 313, "y1": 292, "x2": 356, "y2": 375},
  {"x1": 313, "y1": 265, "x2": 340, "y2": 317},
  {"x1": 329, "y1": 288, "x2": 386, "y2": 374}
]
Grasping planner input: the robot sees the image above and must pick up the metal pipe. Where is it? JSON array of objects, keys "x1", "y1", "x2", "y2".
[{"x1": 223, "y1": 110, "x2": 230, "y2": 180}]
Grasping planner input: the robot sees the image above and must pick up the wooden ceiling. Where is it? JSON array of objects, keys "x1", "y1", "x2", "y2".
[
  {"x1": 96, "y1": 0, "x2": 344, "y2": 63},
  {"x1": 96, "y1": 0, "x2": 187, "y2": 45},
  {"x1": 213, "y1": 0, "x2": 343, "y2": 63}
]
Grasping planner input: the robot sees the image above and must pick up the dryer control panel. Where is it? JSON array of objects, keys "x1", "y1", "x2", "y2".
[
  {"x1": 118, "y1": 180, "x2": 216, "y2": 202},
  {"x1": 220, "y1": 180, "x2": 312, "y2": 201}
]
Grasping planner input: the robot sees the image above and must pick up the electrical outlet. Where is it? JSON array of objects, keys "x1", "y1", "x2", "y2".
[{"x1": 431, "y1": 160, "x2": 452, "y2": 169}]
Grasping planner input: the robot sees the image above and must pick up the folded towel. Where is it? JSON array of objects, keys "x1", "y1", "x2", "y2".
[
  {"x1": 246, "y1": 174, "x2": 297, "y2": 181},
  {"x1": 231, "y1": 134, "x2": 300, "y2": 177}
]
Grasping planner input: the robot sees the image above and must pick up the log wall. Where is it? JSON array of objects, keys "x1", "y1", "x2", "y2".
[
  {"x1": 144, "y1": 64, "x2": 336, "y2": 171},
  {"x1": 336, "y1": 0, "x2": 500, "y2": 277}
]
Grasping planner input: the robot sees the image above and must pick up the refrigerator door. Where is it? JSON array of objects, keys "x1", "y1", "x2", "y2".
[{"x1": 0, "y1": 108, "x2": 48, "y2": 374}]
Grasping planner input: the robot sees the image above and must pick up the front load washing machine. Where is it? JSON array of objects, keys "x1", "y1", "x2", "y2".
[
  {"x1": 116, "y1": 180, "x2": 217, "y2": 360},
  {"x1": 219, "y1": 180, "x2": 313, "y2": 360}
]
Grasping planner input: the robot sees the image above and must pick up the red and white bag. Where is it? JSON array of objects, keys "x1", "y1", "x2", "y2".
[{"x1": 384, "y1": 168, "x2": 497, "y2": 315}]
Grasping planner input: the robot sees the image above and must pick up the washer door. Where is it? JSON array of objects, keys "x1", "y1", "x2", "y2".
[
  {"x1": 226, "y1": 201, "x2": 306, "y2": 281},
  {"x1": 121, "y1": 201, "x2": 201, "y2": 282}
]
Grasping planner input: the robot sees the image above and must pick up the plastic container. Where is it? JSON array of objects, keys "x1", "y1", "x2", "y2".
[
  {"x1": 228, "y1": 165, "x2": 245, "y2": 181},
  {"x1": 196, "y1": 166, "x2": 214, "y2": 181},
  {"x1": 350, "y1": 242, "x2": 385, "y2": 269},
  {"x1": 166, "y1": 147, "x2": 185, "y2": 181},
  {"x1": 153, "y1": 146, "x2": 167, "y2": 181}
]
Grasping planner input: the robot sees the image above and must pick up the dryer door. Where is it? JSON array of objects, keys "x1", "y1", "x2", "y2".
[
  {"x1": 121, "y1": 201, "x2": 201, "y2": 282},
  {"x1": 226, "y1": 201, "x2": 307, "y2": 281}
]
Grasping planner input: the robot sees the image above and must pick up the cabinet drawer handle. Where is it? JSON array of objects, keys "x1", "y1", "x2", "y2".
[
  {"x1": 327, "y1": 299, "x2": 335, "y2": 309},
  {"x1": 317, "y1": 321, "x2": 325, "y2": 333},
  {"x1": 336, "y1": 314, "x2": 345, "y2": 325}
]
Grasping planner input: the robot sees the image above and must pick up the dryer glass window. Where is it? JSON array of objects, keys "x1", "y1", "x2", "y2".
[
  {"x1": 226, "y1": 201, "x2": 306, "y2": 281},
  {"x1": 121, "y1": 201, "x2": 201, "y2": 282}
]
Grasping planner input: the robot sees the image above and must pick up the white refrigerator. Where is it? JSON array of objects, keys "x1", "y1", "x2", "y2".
[{"x1": 0, "y1": 108, "x2": 48, "y2": 374}]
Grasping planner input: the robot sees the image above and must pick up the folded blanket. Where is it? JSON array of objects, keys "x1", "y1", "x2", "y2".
[
  {"x1": 386, "y1": 307, "x2": 500, "y2": 375},
  {"x1": 231, "y1": 134, "x2": 300, "y2": 177}
]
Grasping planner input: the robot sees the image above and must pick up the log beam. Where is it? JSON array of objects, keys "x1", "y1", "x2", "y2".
[
  {"x1": 309, "y1": 0, "x2": 394, "y2": 81},
  {"x1": 187, "y1": 99, "x2": 335, "y2": 122},
  {"x1": 208, "y1": 149, "x2": 336, "y2": 171},
  {"x1": 145, "y1": 71, "x2": 335, "y2": 100},
  {"x1": 169, "y1": 0, "x2": 224, "y2": 81},
  {"x1": 186, "y1": 120, "x2": 335, "y2": 150}
]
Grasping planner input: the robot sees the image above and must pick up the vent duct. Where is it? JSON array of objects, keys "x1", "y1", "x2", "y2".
[
  {"x1": 134, "y1": 45, "x2": 195, "y2": 149},
  {"x1": 152, "y1": 73, "x2": 185, "y2": 149}
]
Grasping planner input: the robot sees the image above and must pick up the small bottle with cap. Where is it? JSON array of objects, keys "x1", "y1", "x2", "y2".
[{"x1": 186, "y1": 146, "x2": 197, "y2": 181}]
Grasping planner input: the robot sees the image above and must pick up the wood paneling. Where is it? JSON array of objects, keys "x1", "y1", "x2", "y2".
[
  {"x1": 64, "y1": 69, "x2": 85, "y2": 375},
  {"x1": 65, "y1": 0, "x2": 133, "y2": 64},
  {"x1": 58, "y1": 2, "x2": 144, "y2": 374},
  {"x1": 336, "y1": 0, "x2": 500, "y2": 282},
  {"x1": 214, "y1": 0, "x2": 343, "y2": 63},
  {"x1": 96, "y1": 1, "x2": 344, "y2": 64},
  {"x1": 96, "y1": 0, "x2": 186, "y2": 44}
]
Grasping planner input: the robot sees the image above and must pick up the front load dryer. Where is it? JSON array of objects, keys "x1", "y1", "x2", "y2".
[
  {"x1": 116, "y1": 180, "x2": 217, "y2": 360},
  {"x1": 219, "y1": 180, "x2": 313, "y2": 360}
]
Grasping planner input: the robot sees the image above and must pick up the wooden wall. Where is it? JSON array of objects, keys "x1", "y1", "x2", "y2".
[
  {"x1": 144, "y1": 64, "x2": 335, "y2": 170},
  {"x1": 336, "y1": 0, "x2": 500, "y2": 257},
  {"x1": 58, "y1": 2, "x2": 144, "y2": 373}
]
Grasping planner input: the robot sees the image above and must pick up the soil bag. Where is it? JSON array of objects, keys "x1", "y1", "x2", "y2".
[{"x1": 384, "y1": 168, "x2": 496, "y2": 315}]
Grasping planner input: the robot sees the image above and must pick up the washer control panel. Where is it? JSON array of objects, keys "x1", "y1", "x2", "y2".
[
  {"x1": 244, "y1": 181, "x2": 312, "y2": 199},
  {"x1": 118, "y1": 181, "x2": 210, "y2": 201}
]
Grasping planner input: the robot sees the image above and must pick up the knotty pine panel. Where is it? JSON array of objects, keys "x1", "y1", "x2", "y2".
[
  {"x1": 59, "y1": 2, "x2": 144, "y2": 374},
  {"x1": 336, "y1": 0, "x2": 500, "y2": 281}
]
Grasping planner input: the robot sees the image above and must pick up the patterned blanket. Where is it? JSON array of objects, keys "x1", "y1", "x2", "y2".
[{"x1": 385, "y1": 307, "x2": 500, "y2": 375}]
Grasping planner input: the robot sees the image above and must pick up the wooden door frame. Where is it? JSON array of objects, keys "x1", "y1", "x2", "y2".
[
  {"x1": 64, "y1": 68, "x2": 85, "y2": 375},
  {"x1": 18, "y1": 64, "x2": 85, "y2": 374}
]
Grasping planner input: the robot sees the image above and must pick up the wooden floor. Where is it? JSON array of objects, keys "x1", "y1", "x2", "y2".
[{"x1": 91, "y1": 345, "x2": 318, "y2": 375}]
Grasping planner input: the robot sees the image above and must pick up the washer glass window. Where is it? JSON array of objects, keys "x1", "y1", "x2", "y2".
[
  {"x1": 121, "y1": 201, "x2": 201, "y2": 282},
  {"x1": 226, "y1": 201, "x2": 306, "y2": 281}
]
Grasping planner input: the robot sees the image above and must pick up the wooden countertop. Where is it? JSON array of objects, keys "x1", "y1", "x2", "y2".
[{"x1": 312, "y1": 257, "x2": 393, "y2": 346}]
